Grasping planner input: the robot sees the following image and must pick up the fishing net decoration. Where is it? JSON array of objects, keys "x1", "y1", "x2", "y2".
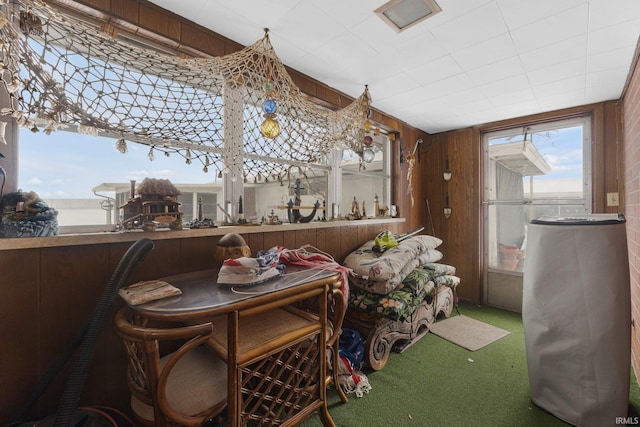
[{"x1": 0, "y1": 0, "x2": 373, "y2": 184}]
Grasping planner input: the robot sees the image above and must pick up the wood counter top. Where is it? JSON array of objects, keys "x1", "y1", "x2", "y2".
[{"x1": 0, "y1": 217, "x2": 405, "y2": 250}]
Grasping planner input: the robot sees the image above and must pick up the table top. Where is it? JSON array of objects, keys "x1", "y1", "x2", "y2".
[{"x1": 131, "y1": 265, "x2": 340, "y2": 317}]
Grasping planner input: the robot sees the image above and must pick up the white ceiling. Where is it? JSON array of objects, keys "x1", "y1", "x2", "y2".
[{"x1": 148, "y1": 0, "x2": 640, "y2": 134}]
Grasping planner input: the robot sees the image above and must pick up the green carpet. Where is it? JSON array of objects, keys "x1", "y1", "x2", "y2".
[{"x1": 300, "y1": 303, "x2": 640, "y2": 427}]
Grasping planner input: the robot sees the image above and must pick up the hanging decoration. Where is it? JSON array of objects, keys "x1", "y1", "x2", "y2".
[{"x1": 0, "y1": 0, "x2": 372, "y2": 182}]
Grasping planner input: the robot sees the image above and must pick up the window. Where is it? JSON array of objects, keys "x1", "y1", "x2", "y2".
[
  {"x1": 341, "y1": 133, "x2": 391, "y2": 217},
  {"x1": 19, "y1": 129, "x2": 222, "y2": 232},
  {"x1": 11, "y1": 8, "x2": 388, "y2": 233},
  {"x1": 19, "y1": 127, "x2": 391, "y2": 231},
  {"x1": 483, "y1": 116, "x2": 592, "y2": 272}
]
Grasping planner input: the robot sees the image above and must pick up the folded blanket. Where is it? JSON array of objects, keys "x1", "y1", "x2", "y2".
[
  {"x1": 119, "y1": 280, "x2": 182, "y2": 305},
  {"x1": 349, "y1": 268, "x2": 435, "y2": 321},
  {"x1": 434, "y1": 274, "x2": 460, "y2": 290},
  {"x1": 344, "y1": 235, "x2": 443, "y2": 295},
  {"x1": 422, "y1": 262, "x2": 456, "y2": 278},
  {"x1": 217, "y1": 246, "x2": 285, "y2": 286}
]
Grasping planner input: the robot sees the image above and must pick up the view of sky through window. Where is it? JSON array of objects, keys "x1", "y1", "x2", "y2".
[{"x1": 19, "y1": 130, "x2": 219, "y2": 199}]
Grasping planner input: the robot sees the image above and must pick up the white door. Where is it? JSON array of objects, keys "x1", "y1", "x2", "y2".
[{"x1": 482, "y1": 116, "x2": 592, "y2": 312}]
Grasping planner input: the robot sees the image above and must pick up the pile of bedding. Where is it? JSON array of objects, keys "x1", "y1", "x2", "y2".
[{"x1": 344, "y1": 235, "x2": 460, "y2": 321}]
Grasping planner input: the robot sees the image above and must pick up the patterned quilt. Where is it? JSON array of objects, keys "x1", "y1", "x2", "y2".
[
  {"x1": 348, "y1": 263, "x2": 460, "y2": 321},
  {"x1": 344, "y1": 234, "x2": 443, "y2": 294}
]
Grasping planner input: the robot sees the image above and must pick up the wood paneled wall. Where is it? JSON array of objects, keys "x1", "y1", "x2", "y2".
[
  {"x1": 0, "y1": 222, "x2": 398, "y2": 423},
  {"x1": 416, "y1": 128, "x2": 482, "y2": 303}
]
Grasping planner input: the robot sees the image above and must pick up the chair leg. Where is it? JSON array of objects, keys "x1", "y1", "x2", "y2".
[{"x1": 330, "y1": 340, "x2": 348, "y2": 403}]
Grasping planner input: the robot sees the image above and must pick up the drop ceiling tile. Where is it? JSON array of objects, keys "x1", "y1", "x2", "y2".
[
  {"x1": 537, "y1": 90, "x2": 588, "y2": 110},
  {"x1": 586, "y1": 67, "x2": 630, "y2": 91},
  {"x1": 351, "y1": 19, "x2": 448, "y2": 69},
  {"x1": 312, "y1": 0, "x2": 374, "y2": 28},
  {"x1": 479, "y1": 74, "x2": 532, "y2": 97},
  {"x1": 533, "y1": 75, "x2": 586, "y2": 98},
  {"x1": 466, "y1": 56, "x2": 525, "y2": 86},
  {"x1": 487, "y1": 86, "x2": 536, "y2": 106},
  {"x1": 526, "y1": 58, "x2": 585, "y2": 86},
  {"x1": 268, "y1": 3, "x2": 347, "y2": 51},
  {"x1": 372, "y1": 72, "x2": 423, "y2": 101},
  {"x1": 444, "y1": 96, "x2": 494, "y2": 115},
  {"x1": 405, "y1": 55, "x2": 465, "y2": 86},
  {"x1": 519, "y1": 35, "x2": 587, "y2": 73},
  {"x1": 587, "y1": 47, "x2": 636, "y2": 73},
  {"x1": 383, "y1": 86, "x2": 434, "y2": 109},
  {"x1": 427, "y1": 0, "x2": 495, "y2": 26},
  {"x1": 589, "y1": 0, "x2": 640, "y2": 30},
  {"x1": 417, "y1": 73, "x2": 476, "y2": 99},
  {"x1": 392, "y1": 40, "x2": 451, "y2": 71},
  {"x1": 349, "y1": 14, "x2": 410, "y2": 51},
  {"x1": 314, "y1": 31, "x2": 378, "y2": 64},
  {"x1": 430, "y1": 2, "x2": 508, "y2": 52},
  {"x1": 588, "y1": 19, "x2": 640, "y2": 55},
  {"x1": 510, "y1": 3, "x2": 589, "y2": 53},
  {"x1": 437, "y1": 87, "x2": 489, "y2": 106},
  {"x1": 149, "y1": 0, "x2": 210, "y2": 21},
  {"x1": 450, "y1": 33, "x2": 516, "y2": 71},
  {"x1": 585, "y1": 83, "x2": 624, "y2": 100},
  {"x1": 497, "y1": 0, "x2": 585, "y2": 30}
]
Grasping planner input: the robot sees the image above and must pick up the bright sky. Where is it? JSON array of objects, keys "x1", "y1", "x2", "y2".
[
  {"x1": 19, "y1": 123, "x2": 585, "y2": 200},
  {"x1": 490, "y1": 125, "x2": 584, "y2": 182},
  {"x1": 19, "y1": 129, "x2": 219, "y2": 199}
]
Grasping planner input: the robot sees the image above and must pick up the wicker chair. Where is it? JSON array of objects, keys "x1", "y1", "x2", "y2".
[
  {"x1": 326, "y1": 285, "x2": 348, "y2": 403},
  {"x1": 115, "y1": 307, "x2": 227, "y2": 426},
  {"x1": 293, "y1": 282, "x2": 349, "y2": 403}
]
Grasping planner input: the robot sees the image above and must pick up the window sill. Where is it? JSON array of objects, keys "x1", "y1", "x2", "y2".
[{"x1": 0, "y1": 217, "x2": 405, "y2": 251}]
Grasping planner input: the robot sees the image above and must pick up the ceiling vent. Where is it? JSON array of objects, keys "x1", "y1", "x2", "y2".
[{"x1": 374, "y1": 0, "x2": 441, "y2": 33}]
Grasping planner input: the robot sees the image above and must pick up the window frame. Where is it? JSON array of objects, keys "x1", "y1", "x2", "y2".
[{"x1": 482, "y1": 115, "x2": 593, "y2": 274}]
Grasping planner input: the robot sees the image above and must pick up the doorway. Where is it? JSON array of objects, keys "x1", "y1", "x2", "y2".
[{"x1": 482, "y1": 116, "x2": 592, "y2": 312}]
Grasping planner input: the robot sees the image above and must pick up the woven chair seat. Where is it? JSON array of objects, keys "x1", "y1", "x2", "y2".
[{"x1": 131, "y1": 345, "x2": 227, "y2": 424}]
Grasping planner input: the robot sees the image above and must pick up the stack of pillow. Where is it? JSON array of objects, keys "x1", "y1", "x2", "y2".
[{"x1": 344, "y1": 235, "x2": 459, "y2": 321}]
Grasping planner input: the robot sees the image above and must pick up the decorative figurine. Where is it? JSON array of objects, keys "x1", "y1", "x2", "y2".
[
  {"x1": 119, "y1": 178, "x2": 183, "y2": 231},
  {"x1": 374, "y1": 194, "x2": 380, "y2": 217},
  {"x1": 346, "y1": 196, "x2": 362, "y2": 220},
  {"x1": 214, "y1": 233, "x2": 252, "y2": 267},
  {"x1": 184, "y1": 197, "x2": 216, "y2": 229},
  {"x1": 265, "y1": 209, "x2": 282, "y2": 225},
  {"x1": 285, "y1": 178, "x2": 319, "y2": 223}
]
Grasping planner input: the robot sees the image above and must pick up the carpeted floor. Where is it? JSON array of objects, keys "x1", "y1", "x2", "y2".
[{"x1": 299, "y1": 302, "x2": 640, "y2": 427}]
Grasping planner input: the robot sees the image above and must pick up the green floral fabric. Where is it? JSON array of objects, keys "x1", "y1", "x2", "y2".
[
  {"x1": 348, "y1": 268, "x2": 435, "y2": 321},
  {"x1": 422, "y1": 262, "x2": 456, "y2": 278},
  {"x1": 348, "y1": 264, "x2": 461, "y2": 321},
  {"x1": 434, "y1": 274, "x2": 460, "y2": 289}
]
